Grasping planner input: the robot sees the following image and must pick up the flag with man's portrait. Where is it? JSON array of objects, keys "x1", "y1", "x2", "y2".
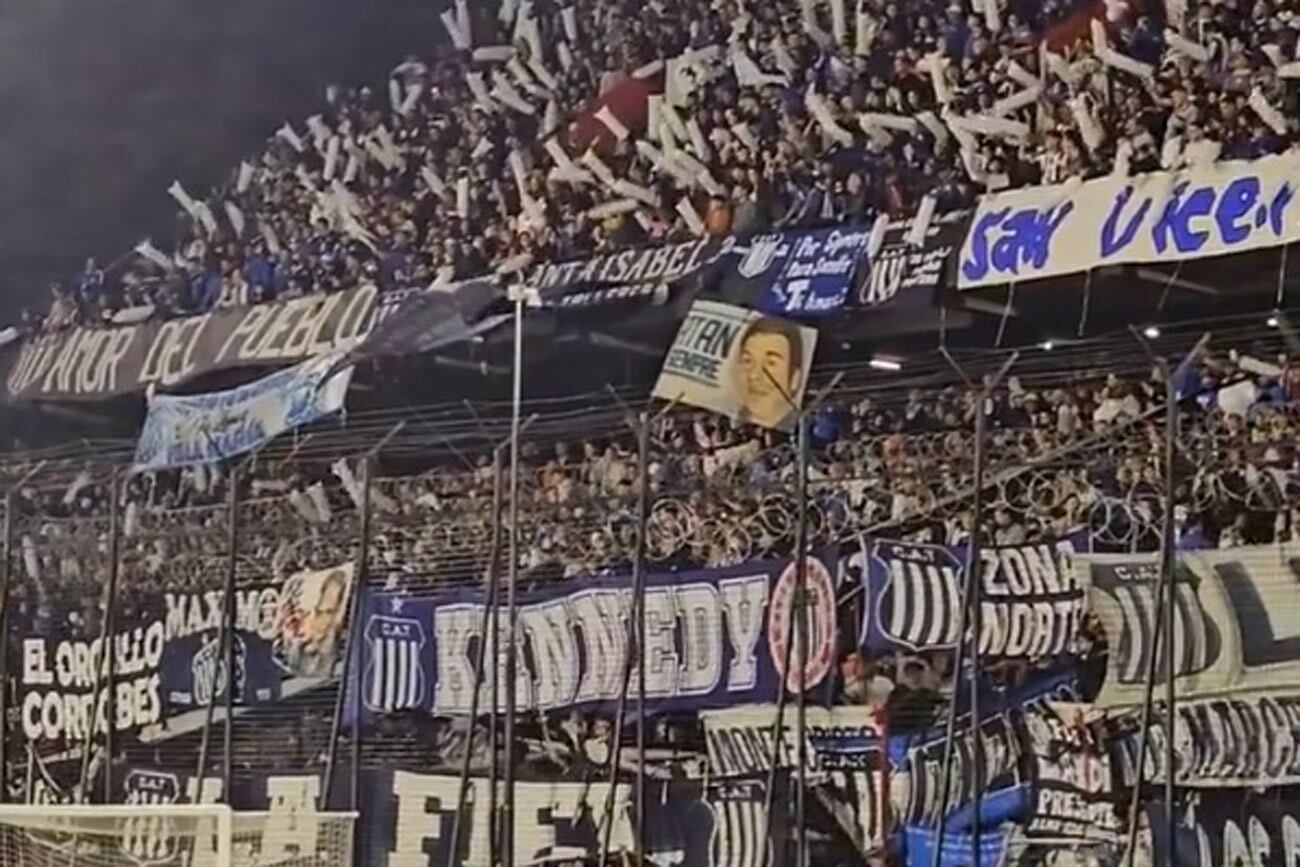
[
  {"x1": 652, "y1": 300, "x2": 817, "y2": 432},
  {"x1": 275, "y1": 563, "x2": 355, "y2": 677}
]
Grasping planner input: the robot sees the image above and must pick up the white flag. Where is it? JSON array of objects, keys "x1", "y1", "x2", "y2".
[
  {"x1": 236, "y1": 161, "x2": 255, "y2": 194},
  {"x1": 276, "y1": 123, "x2": 306, "y2": 152},
  {"x1": 166, "y1": 180, "x2": 199, "y2": 217},
  {"x1": 456, "y1": 176, "x2": 471, "y2": 218},
  {"x1": 135, "y1": 239, "x2": 174, "y2": 270},
  {"x1": 323, "y1": 136, "x2": 341, "y2": 180},
  {"x1": 1249, "y1": 87, "x2": 1288, "y2": 135},
  {"x1": 594, "y1": 105, "x2": 631, "y2": 141},
  {"x1": 421, "y1": 166, "x2": 448, "y2": 198},
  {"x1": 473, "y1": 45, "x2": 515, "y2": 63},
  {"x1": 224, "y1": 201, "x2": 246, "y2": 237},
  {"x1": 441, "y1": 9, "x2": 471, "y2": 50},
  {"x1": 676, "y1": 197, "x2": 707, "y2": 235}
]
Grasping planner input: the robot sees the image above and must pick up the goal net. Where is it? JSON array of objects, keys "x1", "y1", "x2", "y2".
[{"x1": 0, "y1": 804, "x2": 357, "y2": 867}]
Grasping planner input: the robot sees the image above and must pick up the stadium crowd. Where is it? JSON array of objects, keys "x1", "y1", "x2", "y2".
[
  {"x1": 21, "y1": 0, "x2": 1300, "y2": 330},
  {"x1": 7, "y1": 341, "x2": 1299, "y2": 709}
]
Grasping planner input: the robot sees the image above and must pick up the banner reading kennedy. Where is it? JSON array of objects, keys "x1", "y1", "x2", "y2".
[
  {"x1": 353, "y1": 554, "x2": 840, "y2": 718},
  {"x1": 653, "y1": 300, "x2": 817, "y2": 432},
  {"x1": 958, "y1": 152, "x2": 1300, "y2": 289}
]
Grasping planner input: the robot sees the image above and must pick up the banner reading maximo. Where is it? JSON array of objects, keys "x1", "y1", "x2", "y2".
[
  {"x1": 958, "y1": 152, "x2": 1300, "y2": 289},
  {"x1": 354, "y1": 554, "x2": 840, "y2": 718},
  {"x1": 133, "y1": 353, "x2": 353, "y2": 470}
]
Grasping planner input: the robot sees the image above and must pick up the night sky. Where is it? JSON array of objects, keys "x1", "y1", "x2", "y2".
[{"x1": 0, "y1": 0, "x2": 433, "y2": 322}]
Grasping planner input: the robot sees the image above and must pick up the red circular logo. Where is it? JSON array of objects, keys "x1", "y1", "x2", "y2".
[{"x1": 768, "y1": 557, "x2": 837, "y2": 693}]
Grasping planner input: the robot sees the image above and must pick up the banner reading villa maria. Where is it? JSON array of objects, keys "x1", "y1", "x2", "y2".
[
  {"x1": 859, "y1": 533, "x2": 1087, "y2": 659},
  {"x1": 958, "y1": 151, "x2": 1300, "y2": 289},
  {"x1": 1082, "y1": 544, "x2": 1300, "y2": 709},
  {"x1": 2, "y1": 284, "x2": 378, "y2": 401},
  {"x1": 132, "y1": 352, "x2": 353, "y2": 470},
  {"x1": 352, "y1": 553, "x2": 840, "y2": 719}
]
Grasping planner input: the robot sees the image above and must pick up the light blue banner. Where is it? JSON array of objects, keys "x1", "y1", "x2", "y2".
[{"x1": 133, "y1": 352, "x2": 352, "y2": 470}]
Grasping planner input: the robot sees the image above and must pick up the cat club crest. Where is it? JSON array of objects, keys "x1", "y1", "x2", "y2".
[
  {"x1": 736, "y1": 235, "x2": 788, "y2": 279},
  {"x1": 364, "y1": 615, "x2": 428, "y2": 712}
]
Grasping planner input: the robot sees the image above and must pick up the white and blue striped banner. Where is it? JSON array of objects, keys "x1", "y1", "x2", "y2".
[{"x1": 133, "y1": 351, "x2": 352, "y2": 470}]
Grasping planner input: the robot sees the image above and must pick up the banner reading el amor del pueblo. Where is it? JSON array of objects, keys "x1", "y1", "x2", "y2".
[
  {"x1": 958, "y1": 151, "x2": 1300, "y2": 289},
  {"x1": 3, "y1": 284, "x2": 377, "y2": 401},
  {"x1": 353, "y1": 553, "x2": 839, "y2": 718},
  {"x1": 653, "y1": 300, "x2": 817, "y2": 432},
  {"x1": 1083, "y1": 544, "x2": 1300, "y2": 708},
  {"x1": 859, "y1": 533, "x2": 1088, "y2": 659}
]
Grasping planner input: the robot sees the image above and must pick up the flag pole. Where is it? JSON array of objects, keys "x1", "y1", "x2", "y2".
[
  {"x1": 930, "y1": 350, "x2": 1016, "y2": 867},
  {"x1": 758, "y1": 372, "x2": 842, "y2": 866},
  {"x1": 1122, "y1": 330, "x2": 1208, "y2": 866},
  {"x1": 502, "y1": 286, "x2": 527, "y2": 867},
  {"x1": 452, "y1": 420, "x2": 536, "y2": 866}
]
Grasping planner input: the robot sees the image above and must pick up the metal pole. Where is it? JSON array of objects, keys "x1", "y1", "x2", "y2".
[
  {"x1": 80, "y1": 470, "x2": 120, "y2": 802},
  {"x1": 633, "y1": 414, "x2": 649, "y2": 867},
  {"x1": 967, "y1": 384, "x2": 988, "y2": 867},
  {"x1": 503, "y1": 292, "x2": 525, "y2": 867},
  {"x1": 1161, "y1": 371, "x2": 1178, "y2": 865},
  {"x1": 598, "y1": 411, "x2": 652, "y2": 865},
  {"x1": 929, "y1": 352, "x2": 1015, "y2": 867},
  {"x1": 1121, "y1": 331, "x2": 1205, "y2": 867},
  {"x1": 0, "y1": 491, "x2": 13, "y2": 803},
  {"x1": 758, "y1": 374, "x2": 842, "y2": 867},
  {"x1": 319, "y1": 457, "x2": 373, "y2": 811},
  {"x1": 488, "y1": 447, "x2": 504, "y2": 867},
  {"x1": 794, "y1": 414, "x2": 809, "y2": 867},
  {"x1": 222, "y1": 465, "x2": 241, "y2": 801},
  {"x1": 195, "y1": 465, "x2": 240, "y2": 805},
  {"x1": 349, "y1": 460, "x2": 373, "y2": 814},
  {"x1": 451, "y1": 445, "x2": 506, "y2": 865}
]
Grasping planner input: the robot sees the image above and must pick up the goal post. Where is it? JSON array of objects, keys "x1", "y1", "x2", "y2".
[{"x1": 0, "y1": 803, "x2": 357, "y2": 867}]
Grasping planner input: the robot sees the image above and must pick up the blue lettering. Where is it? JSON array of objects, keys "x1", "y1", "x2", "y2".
[
  {"x1": 1270, "y1": 183, "x2": 1295, "y2": 236},
  {"x1": 960, "y1": 209, "x2": 1004, "y2": 282},
  {"x1": 1213, "y1": 176, "x2": 1259, "y2": 245},
  {"x1": 1151, "y1": 182, "x2": 1214, "y2": 254},
  {"x1": 961, "y1": 202, "x2": 1073, "y2": 282},
  {"x1": 1099, "y1": 185, "x2": 1151, "y2": 258}
]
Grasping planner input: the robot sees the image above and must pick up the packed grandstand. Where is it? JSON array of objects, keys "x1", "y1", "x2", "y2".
[{"x1": 0, "y1": 0, "x2": 1297, "y2": 863}]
